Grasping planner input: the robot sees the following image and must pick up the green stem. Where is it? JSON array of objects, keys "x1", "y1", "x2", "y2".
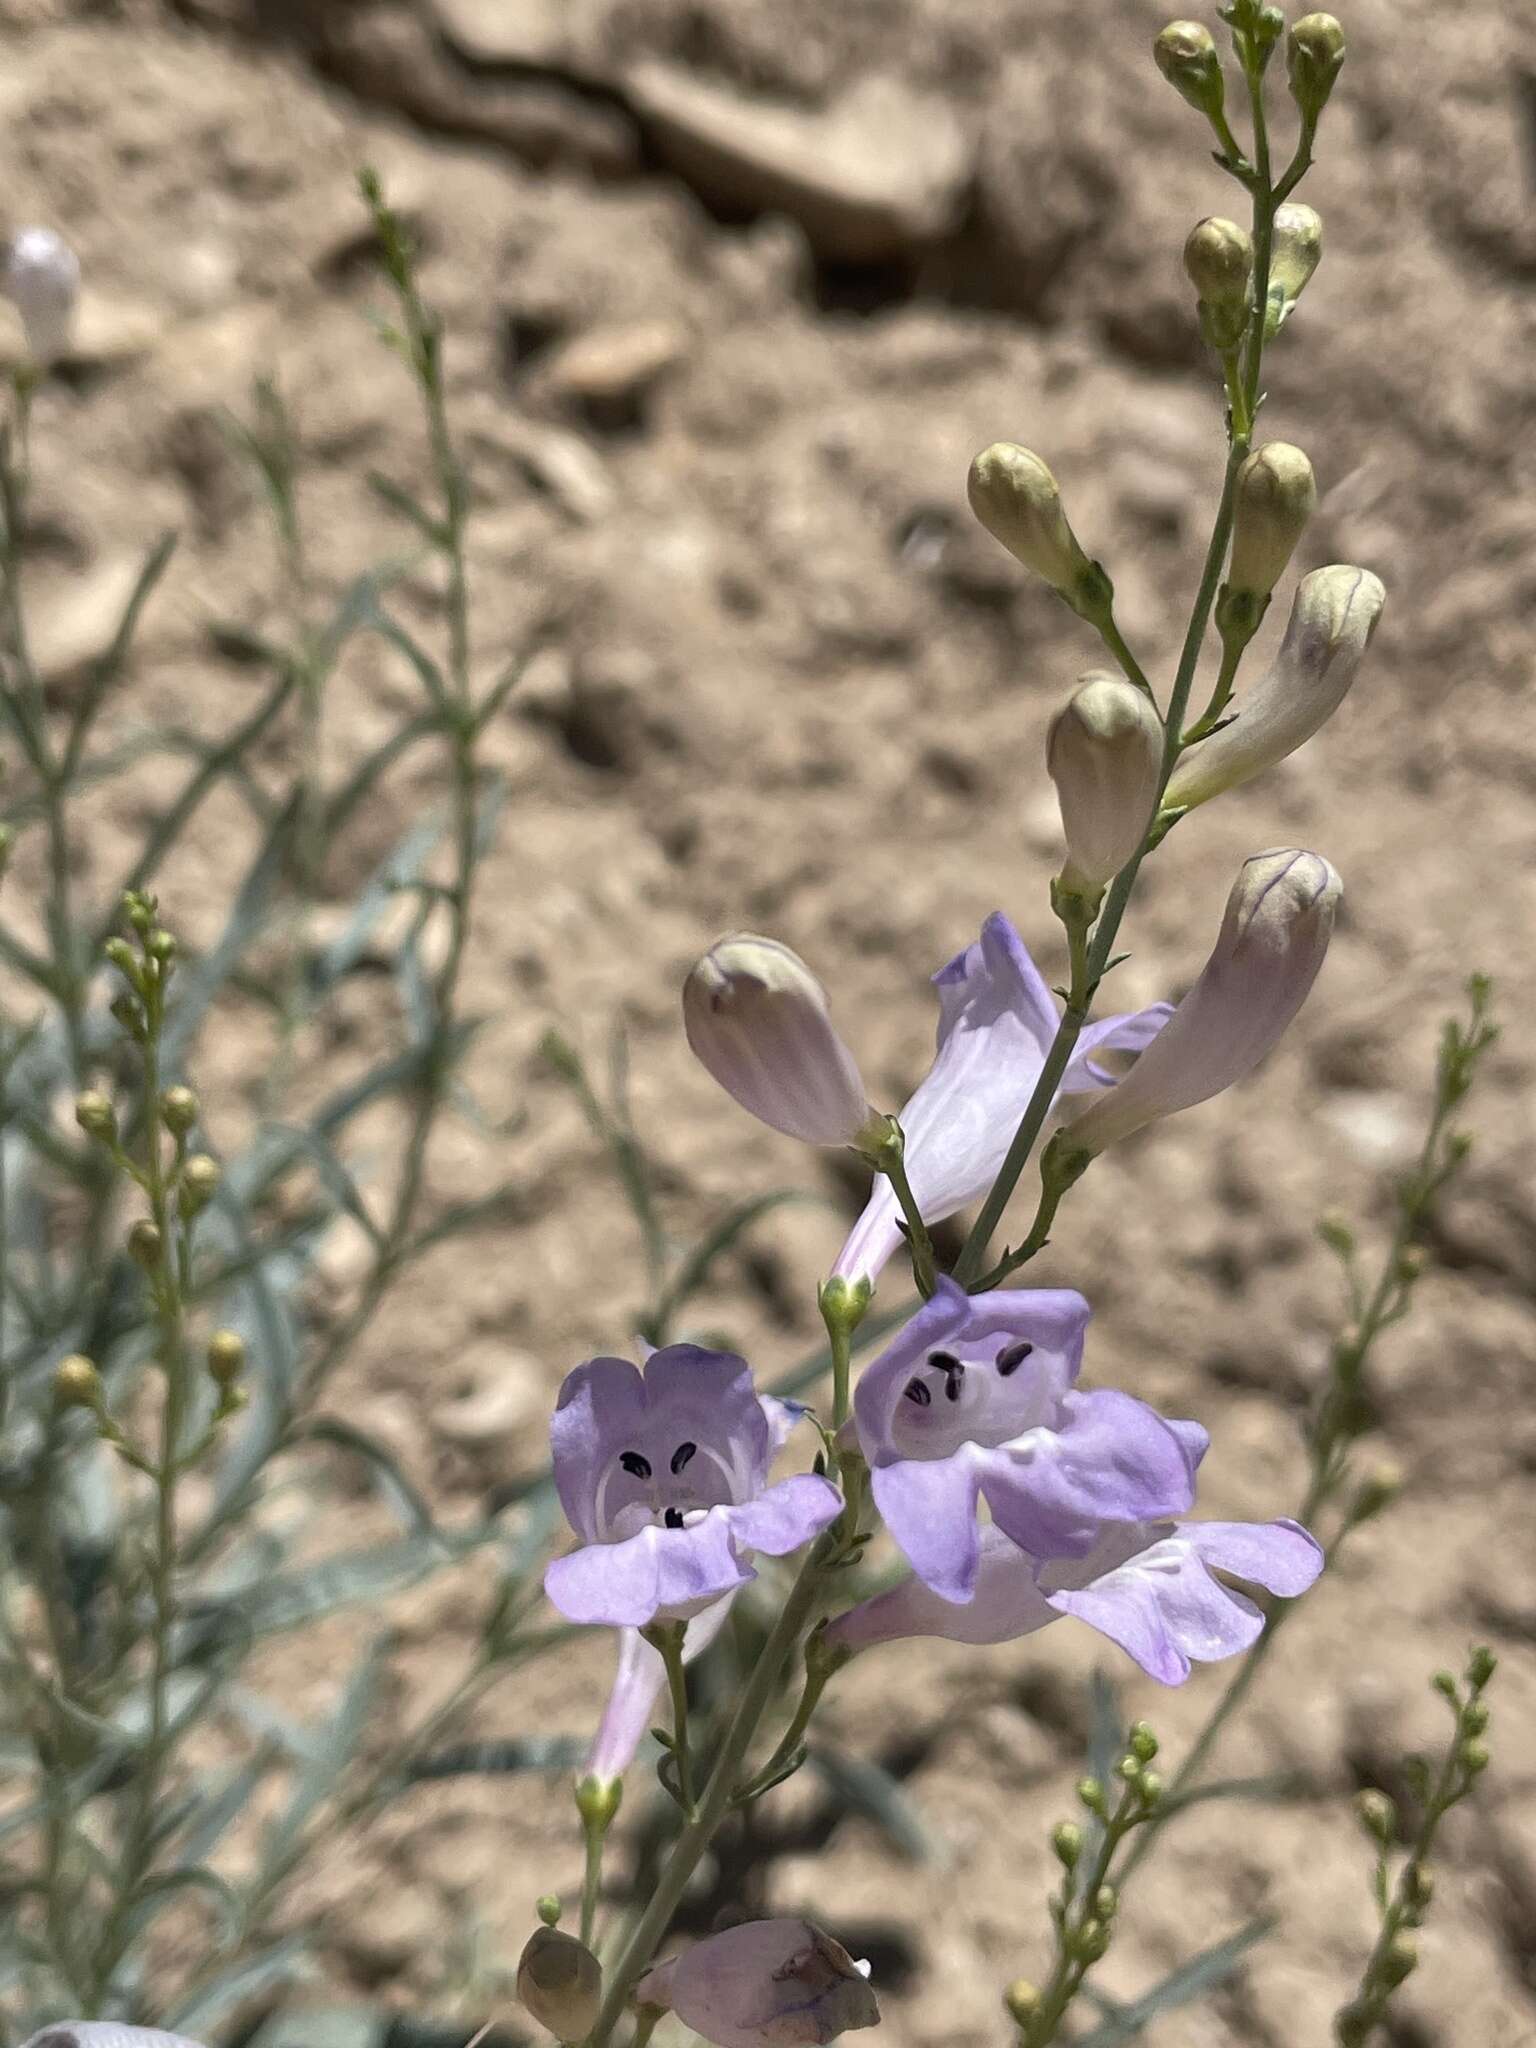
[
  {"x1": 1021, "y1": 1792, "x2": 1139, "y2": 2047},
  {"x1": 582, "y1": 1549, "x2": 831, "y2": 2048},
  {"x1": 1092, "y1": 614, "x2": 1157, "y2": 702},
  {"x1": 653, "y1": 1624, "x2": 697, "y2": 1818},
  {"x1": 877, "y1": 1141, "x2": 938, "y2": 1297}
]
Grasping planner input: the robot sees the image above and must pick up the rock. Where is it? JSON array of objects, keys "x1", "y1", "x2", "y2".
[
  {"x1": 429, "y1": 0, "x2": 610, "y2": 84},
  {"x1": 33, "y1": 554, "x2": 156, "y2": 696},
  {"x1": 623, "y1": 64, "x2": 973, "y2": 265},
  {"x1": 431, "y1": 1348, "x2": 544, "y2": 1445},
  {"x1": 493, "y1": 416, "x2": 616, "y2": 524},
  {"x1": 535, "y1": 319, "x2": 686, "y2": 428}
]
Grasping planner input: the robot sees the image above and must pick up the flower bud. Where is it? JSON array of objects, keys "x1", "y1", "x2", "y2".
[
  {"x1": 1154, "y1": 21, "x2": 1226, "y2": 119},
  {"x1": 1226, "y1": 444, "x2": 1317, "y2": 605},
  {"x1": 1165, "y1": 565, "x2": 1385, "y2": 812},
  {"x1": 161, "y1": 1086, "x2": 199, "y2": 1135},
  {"x1": 54, "y1": 1353, "x2": 102, "y2": 1408},
  {"x1": 1356, "y1": 1789, "x2": 1396, "y2": 1845},
  {"x1": 1287, "y1": 12, "x2": 1346, "y2": 122},
  {"x1": 1467, "y1": 1646, "x2": 1497, "y2": 1690},
  {"x1": 1267, "y1": 202, "x2": 1324, "y2": 333},
  {"x1": 517, "y1": 1926, "x2": 603, "y2": 2041},
  {"x1": 1004, "y1": 1979, "x2": 1041, "y2": 2025},
  {"x1": 1382, "y1": 1933, "x2": 1418, "y2": 1987},
  {"x1": 636, "y1": 1919, "x2": 878, "y2": 2048},
  {"x1": 683, "y1": 935, "x2": 874, "y2": 1147},
  {"x1": 1048, "y1": 672, "x2": 1164, "y2": 899},
  {"x1": 1065, "y1": 849, "x2": 1341, "y2": 1154},
  {"x1": 1184, "y1": 218, "x2": 1252, "y2": 350},
  {"x1": 3, "y1": 226, "x2": 80, "y2": 367},
  {"x1": 1129, "y1": 1721, "x2": 1159, "y2": 1763},
  {"x1": 180, "y1": 1154, "x2": 222, "y2": 1212},
  {"x1": 74, "y1": 1090, "x2": 118, "y2": 1143},
  {"x1": 127, "y1": 1219, "x2": 162, "y2": 1270},
  {"x1": 1051, "y1": 1821, "x2": 1082, "y2": 1869},
  {"x1": 537, "y1": 1894, "x2": 563, "y2": 1928},
  {"x1": 206, "y1": 1330, "x2": 245, "y2": 1386},
  {"x1": 1459, "y1": 1739, "x2": 1490, "y2": 1775},
  {"x1": 967, "y1": 444, "x2": 1101, "y2": 609}
]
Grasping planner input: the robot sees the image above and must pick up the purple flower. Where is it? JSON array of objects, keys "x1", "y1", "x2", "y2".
[
  {"x1": 637, "y1": 1918, "x2": 879, "y2": 2048},
  {"x1": 833, "y1": 914, "x2": 1169, "y2": 1285},
  {"x1": 850, "y1": 1278, "x2": 1201, "y2": 1603},
  {"x1": 826, "y1": 1514, "x2": 1323, "y2": 1685},
  {"x1": 546, "y1": 1347, "x2": 842, "y2": 1630}
]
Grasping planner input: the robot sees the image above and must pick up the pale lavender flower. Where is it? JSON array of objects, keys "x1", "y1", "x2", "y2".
[
  {"x1": 1165, "y1": 565, "x2": 1384, "y2": 810},
  {"x1": 850, "y1": 1278, "x2": 1202, "y2": 1603},
  {"x1": 637, "y1": 1918, "x2": 879, "y2": 2048},
  {"x1": 1065, "y1": 848, "x2": 1340, "y2": 1155},
  {"x1": 827, "y1": 1515, "x2": 1322, "y2": 1685},
  {"x1": 833, "y1": 915, "x2": 1170, "y2": 1284},
  {"x1": 582, "y1": 1394, "x2": 806, "y2": 1783},
  {"x1": 4, "y1": 227, "x2": 80, "y2": 367},
  {"x1": 684, "y1": 934, "x2": 875, "y2": 1146},
  {"x1": 546, "y1": 1348, "x2": 840, "y2": 1629},
  {"x1": 19, "y1": 2032, "x2": 206, "y2": 2048}
]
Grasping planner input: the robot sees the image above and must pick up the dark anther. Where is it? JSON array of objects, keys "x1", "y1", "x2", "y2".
[
  {"x1": 671, "y1": 1441, "x2": 698, "y2": 1475},
  {"x1": 903, "y1": 1378, "x2": 932, "y2": 1406},
  {"x1": 928, "y1": 1349, "x2": 966, "y2": 1400},
  {"x1": 663, "y1": 1507, "x2": 686, "y2": 1529},
  {"x1": 996, "y1": 1340, "x2": 1034, "y2": 1377},
  {"x1": 619, "y1": 1450, "x2": 652, "y2": 1479}
]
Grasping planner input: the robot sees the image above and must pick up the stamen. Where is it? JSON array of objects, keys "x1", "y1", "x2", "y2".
[
  {"x1": 619, "y1": 1450, "x2": 652, "y2": 1479},
  {"x1": 903, "y1": 1378, "x2": 932, "y2": 1406},
  {"x1": 663, "y1": 1507, "x2": 685, "y2": 1529},
  {"x1": 928, "y1": 1349, "x2": 966, "y2": 1402},
  {"x1": 670, "y1": 1441, "x2": 698, "y2": 1475},
  {"x1": 996, "y1": 1340, "x2": 1034, "y2": 1377}
]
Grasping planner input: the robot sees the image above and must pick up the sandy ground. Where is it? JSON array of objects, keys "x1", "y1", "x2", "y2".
[{"x1": 2, "y1": 0, "x2": 1535, "y2": 2042}]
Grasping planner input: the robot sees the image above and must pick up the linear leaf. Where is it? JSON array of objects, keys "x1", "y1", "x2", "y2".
[
  {"x1": 298, "y1": 1416, "x2": 439, "y2": 1535},
  {"x1": 807, "y1": 1742, "x2": 938, "y2": 1864},
  {"x1": 161, "y1": 793, "x2": 301, "y2": 1069},
  {"x1": 62, "y1": 530, "x2": 178, "y2": 776},
  {"x1": 168, "y1": 1932, "x2": 312, "y2": 2034},
  {"x1": 1076, "y1": 1918, "x2": 1274, "y2": 2045}
]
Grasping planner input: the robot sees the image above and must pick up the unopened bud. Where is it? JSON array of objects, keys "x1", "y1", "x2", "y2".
[
  {"x1": 1267, "y1": 203, "x2": 1324, "y2": 333},
  {"x1": 180, "y1": 1154, "x2": 221, "y2": 1211},
  {"x1": 1382, "y1": 1933, "x2": 1418, "y2": 1988},
  {"x1": 1051, "y1": 1821, "x2": 1083, "y2": 1869},
  {"x1": 1287, "y1": 13, "x2": 1346, "y2": 122},
  {"x1": 1462, "y1": 1700, "x2": 1490, "y2": 1737},
  {"x1": 3, "y1": 227, "x2": 80, "y2": 367},
  {"x1": 1348, "y1": 1462, "x2": 1403, "y2": 1526},
  {"x1": 574, "y1": 1773, "x2": 624, "y2": 1829},
  {"x1": 1047, "y1": 673, "x2": 1164, "y2": 900},
  {"x1": 1066, "y1": 849, "x2": 1341, "y2": 1154},
  {"x1": 1129, "y1": 1721, "x2": 1159, "y2": 1763},
  {"x1": 1405, "y1": 1864, "x2": 1434, "y2": 1911},
  {"x1": 1095, "y1": 1885, "x2": 1119, "y2": 1919},
  {"x1": 1076, "y1": 1775, "x2": 1107, "y2": 1815},
  {"x1": 1004, "y1": 1979, "x2": 1041, "y2": 2025},
  {"x1": 54, "y1": 1353, "x2": 102, "y2": 1408},
  {"x1": 127, "y1": 1219, "x2": 162, "y2": 1269},
  {"x1": 1136, "y1": 1769, "x2": 1163, "y2": 1807},
  {"x1": 1073, "y1": 1917, "x2": 1110, "y2": 1963},
  {"x1": 161, "y1": 1086, "x2": 199, "y2": 1135},
  {"x1": 1431, "y1": 1669, "x2": 1459, "y2": 1702},
  {"x1": 967, "y1": 443, "x2": 1105, "y2": 614},
  {"x1": 517, "y1": 1926, "x2": 603, "y2": 2042},
  {"x1": 74, "y1": 1090, "x2": 118, "y2": 1143},
  {"x1": 146, "y1": 928, "x2": 177, "y2": 964},
  {"x1": 1184, "y1": 218, "x2": 1252, "y2": 351},
  {"x1": 1355, "y1": 1789, "x2": 1396, "y2": 1845},
  {"x1": 1467, "y1": 1646, "x2": 1497, "y2": 1690},
  {"x1": 206, "y1": 1330, "x2": 245, "y2": 1386},
  {"x1": 1225, "y1": 444, "x2": 1317, "y2": 620},
  {"x1": 104, "y1": 937, "x2": 139, "y2": 981},
  {"x1": 683, "y1": 935, "x2": 874, "y2": 1148},
  {"x1": 1166, "y1": 565, "x2": 1385, "y2": 811},
  {"x1": 1154, "y1": 20, "x2": 1226, "y2": 120},
  {"x1": 1459, "y1": 1739, "x2": 1490, "y2": 1775}
]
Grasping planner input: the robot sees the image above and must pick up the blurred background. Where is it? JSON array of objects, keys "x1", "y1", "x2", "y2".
[{"x1": 1, "y1": 0, "x2": 1534, "y2": 2042}]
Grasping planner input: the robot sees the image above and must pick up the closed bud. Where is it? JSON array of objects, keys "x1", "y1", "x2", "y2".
[
  {"x1": 1406, "y1": 1864, "x2": 1434, "y2": 1911},
  {"x1": 517, "y1": 1926, "x2": 603, "y2": 2041},
  {"x1": 537, "y1": 1894, "x2": 563, "y2": 1928},
  {"x1": 127, "y1": 1219, "x2": 162, "y2": 1269},
  {"x1": 574, "y1": 1773, "x2": 624, "y2": 1829},
  {"x1": 161, "y1": 1086, "x2": 199, "y2": 1135},
  {"x1": 3, "y1": 226, "x2": 80, "y2": 367},
  {"x1": 1467, "y1": 1646, "x2": 1497, "y2": 1690},
  {"x1": 1095, "y1": 1884, "x2": 1118, "y2": 1919},
  {"x1": 54, "y1": 1353, "x2": 102, "y2": 1408},
  {"x1": 1462, "y1": 1699, "x2": 1490, "y2": 1736},
  {"x1": 1382, "y1": 1933, "x2": 1418, "y2": 1988},
  {"x1": 683, "y1": 935, "x2": 874, "y2": 1147},
  {"x1": 1047, "y1": 673, "x2": 1164, "y2": 899},
  {"x1": 1459, "y1": 1738, "x2": 1490, "y2": 1775},
  {"x1": 1288, "y1": 13, "x2": 1346, "y2": 121},
  {"x1": 1431, "y1": 1669, "x2": 1459, "y2": 1702},
  {"x1": 1165, "y1": 565, "x2": 1385, "y2": 811},
  {"x1": 104, "y1": 937, "x2": 139, "y2": 980},
  {"x1": 1073, "y1": 1917, "x2": 1110, "y2": 1963},
  {"x1": 147, "y1": 928, "x2": 177, "y2": 964},
  {"x1": 967, "y1": 443, "x2": 1103, "y2": 612},
  {"x1": 1154, "y1": 20, "x2": 1226, "y2": 119},
  {"x1": 1135, "y1": 1769, "x2": 1163, "y2": 1807},
  {"x1": 1226, "y1": 444, "x2": 1317, "y2": 611},
  {"x1": 74, "y1": 1090, "x2": 118, "y2": 1143},
  {"x1": 1051, "y1": 1821, "x2": 1083, "y2": 1869},
  {"x1": 1355, "y1": 1788, "x2": 1396, "y2": 1845},
  {"x1": 180, "y1": 1154, "x2": 221, "y2": 1212},
  {"x1": 1267, "y1": 203, "x2": 1324, "y2": 333},
  {"x1": 1067, "y1": 849, "x2": 1341, "y2": 1154},
  {"x1": 1129, "y1": 1721, "x2": 1159, "y2": 1762},
  {"x1": 1184, "y1": 218, "x2": 1252, "y2": 350},
  {"x1": 206, "y1": 1330, "x2": 245, "y2": 1386},
  {"x1": 1076, "y1": 1775, "x2": 1107, "y2": 1815},
  {"x1": 1004, "y1": 1979, "x2": 1041, "y2": 2025}
]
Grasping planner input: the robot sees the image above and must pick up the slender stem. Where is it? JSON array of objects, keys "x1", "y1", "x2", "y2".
[
  {"x1": 1182, "y1": 637, "x2": 1244, "y2": 746},
  {"x1": 1021, "y1": 1790, "x2": 1142, "y2": 2046},
  {"x1": 654, "y1": 1625, "x2": 697, "y2": 1818},
  {"x1": 582, "y1": 1550, "x2": 830, "y2": 2048},
  {"x1": 877, "y1": 1142, "x2": 938, "y2": 1297},
  {"x1": 580, "y1": 1809, "x2": 606, "y2": 1951},
  {"x1": 1093, "y1": 614, "x2": 1157, "y2": 702}
]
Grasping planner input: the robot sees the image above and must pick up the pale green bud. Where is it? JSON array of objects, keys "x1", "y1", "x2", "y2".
[
  {"x1": 1226, "y1": 444, "x2": 1317, "y2": 605},
  {"x1": 1051, "y1": 1821, "x2": 1083, "y2": 1869},
  {"x1": 127, "y1": 1219, "x2": 162, "y2": 1269},
  {"x1": 180, "y1": 1153, "x2": 222, "y2": 1213},
  {"x1": 1355, "y1": 1788, "x2": 1396, "y2": 1845},
  {"x1": 537, "y1": 1894, "x2": 563, "y2": 1928},
  {"x1": 1459, "y1": 1739, "x2": 1490, "y2": 1775},
  {"x1": 1076, "y1": 1775, "x2": 1107, "y2": 1815},
  {"x1": 1048, "y1": 673, "x2": 1164, "y2": 898},
  {"x1": 967, "y1": 444, "x2": 1103, "y2": 609},
  {"x1": 1381, "y1": 1933, "x2": 1418, "y2": 1987},
  {"x1": 74, "y1": 1090, "x2": 118, "y2": 1143},
  {"x1": 1129, "y1": 1721, "x2": 1159, "y2": 1763},
  {"x1": 1267, "y1": 203, "x2": 1324, "y2": 333},
  {"x1": 517, "y1": 1926, "x2": 603, "y2": 2041},
  {"x1": 1467, "y1": 1646, "x2": 1497, "y2": 1690},
  {"x1": 1183, "y1": 217, "x2": 1253, "y2": 351},
  {"x1": 206, "y1": 1330, "x2": 245, "y2": 1386},
  {"x1": 54, "y1": 1353, "x2": 103, "y2": 1408},
  {"x1": 1004, "y1": 1979, "x2": 1041, "y2": 2024},
  {"x1": 1288, "y1": 13, "x2": 1346, "y2": 122},
  {"x1": 1166, "y1": 565, "x2": 1385, "y2": 811},
  {"x1": 1154, "y1": 21, "x2": 1226, "y2": 120},
  {"x1": 161, "y1": 1086, "x2": 199, "y2": 1135}
]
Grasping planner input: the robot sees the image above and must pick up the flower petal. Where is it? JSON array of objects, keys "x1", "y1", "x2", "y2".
[
  {"x1": 550, "y1": 1356, "x2": 647, "y2": 1543},
  {"x1": 546, "y1": 1511, "x2": 754, "y2": 1627},
  {"x1": 726, "y1": 1473, "x2": 844, "y2": 1557},
  {"x1": 1184, "y1": 1517, "x2": 1324, "y2": 1597},
  {"x1": 827, "y1": 1525, "x2": 1058, "y2": 1651},
  {"x1": 870, "y1": 1451, "x2": 984, "y2": 1603},
  {"x1": 585, "y1": 1596, "x2": 736, "y2": 1784},
  {"x1": 1062, "y1": 1004, "x2": 1175, "y2": 1092},
  {"x1": 985, "y1": 1388, "x2": 1197, "y2": 1557},
  {"x1": 1046, "y1": 1533, "x2": 1267, "y2": 1683}
]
